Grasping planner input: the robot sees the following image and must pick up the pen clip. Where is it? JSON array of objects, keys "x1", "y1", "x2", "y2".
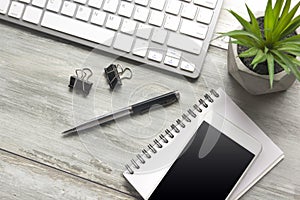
[{"x1": 131, "y1": 91, "x2": 180, "y2": 114}]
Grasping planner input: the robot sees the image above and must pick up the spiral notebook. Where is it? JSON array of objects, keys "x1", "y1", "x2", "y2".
[{"x1": 123, "y1": 88, "x2": 284, "y2": 200}]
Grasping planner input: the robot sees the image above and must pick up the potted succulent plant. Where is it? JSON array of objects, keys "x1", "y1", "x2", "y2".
[{"x1": 221, "y1": 0, "x2": 300, "y2": 95}]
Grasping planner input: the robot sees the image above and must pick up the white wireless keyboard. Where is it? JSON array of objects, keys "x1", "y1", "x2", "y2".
[{"x1": 0, "y1": 0, "x2": 223, "y2": 78}]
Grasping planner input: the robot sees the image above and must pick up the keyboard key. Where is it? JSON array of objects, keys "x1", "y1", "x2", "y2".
[
  {"x1": 106, "y1": 14, "x2": 122, "y2": 30},
  {"x1": 164, "y1": 56, "x2": 179, "y2": 67},
  {"x1": 103, "y1": 0, "x2": 119, "y2": 13},
  {"x1": 19, "y1": 0, "x2": 31, "y2": 3},
  {"x1": 166, "y1": 48, "x2": 181, "y2": 59},
  {"x1": 74, "y1": 0, "x2": 87, "y2": 4},
  {"x1": 165, "y1": 0, "x2": 181, "y2": 15},
  {"x1": 113, "y1": 33, "x2": 134, "y2": 52},
  {"x1": 0, "y1": 0, "x2": 10, "y2": 14},
  {"x1": 194, "y1": 0, "x2": 217, "y2": 9},
  {"x1": 8, "y1": 2, "x2": 25, "y2": 19},
  {"x1": 135, "y1": 0, "x2": 149, "y2": 6},
  {"x1": 121, "y1": 19, "x2": 137, "y2": 35},
  {"x1": 148, "y1": 51, "x2": 163, "y2": 62},
  {"x1": 180, "y1": 61, "x2": 195, "y2": 72},
  {"x1": 149, "y1": 10, "x2": 164, "y2": 27},
  {"x1": 42, "y1": 11, "x2": 115, "y2": 46},
  {"x1": 136, "y1": 23, "x2": 152, "y2": 39},
  {"x1": 91, "y1": 10, "x2": 106, "y2": 26},
  {"x1": 181, "y1": 3, "x2": 197, "y2": 19},
  {"x1": 164, "y1": 14, "x2": 180, "y2": 31},
  {"x1": 61, "y1": 1, "x2": 77, "y2": 17},
  {"x1": 180, "y1": 19, "x2": 208, "y2": 39},
  {"x1": 88, "y1": 0, "x2": 104, "y2": 9},
  {"x1": 76, "y1": 5, "x2": 92, "y2": 21},
  {"x1": 23, "y1": 6, "x2": 43, "y2": 24},
  {"x1": 197, "y1": 7, "x2": 214, "y2": 24},
  {"x1": 132, "y1": 38, "x2": 149, "y2": 57},
  {"x1": 150, "y1": 0, "x2": 166, "y2": 11},
  {"x1": 133, "y1": 6, "x2": 149, "y2": 22},
  {"x1": 151, "y1": 28, "x2": 167, "y2": 44},
  {"x1": 46, "y1": 0, "x2": 62, "y2": 12},
  {"x1": 167, "y1": 33, "x2": 202, "y2": 54},
  {"x1": 32, "y1": 0, "x2": 47, "y2": 8},
  {"x1": 118, "y1": 1, "x2": 134, "y2": 18}
]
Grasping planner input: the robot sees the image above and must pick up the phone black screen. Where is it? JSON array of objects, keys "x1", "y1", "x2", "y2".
[{"x1": 149, "y1": 121, "x2": 255, "y2": 200}]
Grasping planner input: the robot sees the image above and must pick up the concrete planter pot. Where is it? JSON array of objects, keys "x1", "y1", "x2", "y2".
[
  {"x1": 227, "y1": 41, "x2": 297, "y2": 95},
  {"x1": 227, "y1": 13, "x2": 299, "y2": 95}
]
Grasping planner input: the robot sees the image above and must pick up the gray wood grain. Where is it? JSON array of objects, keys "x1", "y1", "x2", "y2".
[
  {"x1": 0, "y1": 0, "x2": 300, "y2": 198},
  {"x1": 0, "y1": 150, "x2": 135, "y2": 200},
  {"x1": 0, "y1": 21, "x2": 225, "y2": 196}
]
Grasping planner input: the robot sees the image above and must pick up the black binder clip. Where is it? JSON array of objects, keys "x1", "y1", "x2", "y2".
[
  {"x1": 104, "y1": 64, "x2": 133, "y2": 90},
  {"x1": 68, "y1": 68, "x2": 93, "y2": 95}
]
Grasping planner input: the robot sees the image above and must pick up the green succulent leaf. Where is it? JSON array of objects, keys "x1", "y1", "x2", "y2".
[
  {"x1": 273, "y1": 0, "x2": 284, "y2": 21},
  {"x1": 288, "y1": 56, "x2": 300, "y2": 80},
  {"x1": 228, "y1": 9, "x2": 261, "y2": 37},
  {"x1": 264, "y1": 0, "x2": 275, "y2": 43},
  {"x1": 251, "y1": 49, "x2": 267, "y2": 66},
  {"x1": 271, "y1": 49, "x2": 294, "y2": 67},
  {"x1": 274, "y1": 1, "x2": 300, "y2": 40},
  {"x1": 277, "y1": 44, "x2": 300, "y2": 56},
  {"x1": 230, "y1": 40, "x2": 249, "y2": 47},
  {"x1": 280, "y1": 15, "x2": 300, "y2": 38},
  {"x1": 289, "y1": 56, "x2": 300, "y2": 66},
  {"x1": 274, "y1": 34, "x2": 300, "y2": 47},
  {"x1": 229, "y1": 37, "x2": 255, "y2": 48},
  {"x1": 266, "y1": 54, "x2": 275, "y2": 88},
  {"x1": 238, "y1": 47, "x2": 259, "y2": 57},
  {"x1": 227, "y1": 9, "x2": 254, "y2": 34},
  {"x1": 221, "y1": 30, "x2": 263, "y2": 47},
  {"x1": 273, "y1": 55, "x2": 290, "y2": 73},
  {"x1": 276, "y1": 44, "x2": 299, "y2": 50},
  {"x1": 245, "y1": 4, "x2": 262, "y2": 38},
  {"x1": 281, "y1": 0, "x2": 291, "y2": 18},
  {"x1": 221, "y1": 0, "x2": 300, "y2": 88}
]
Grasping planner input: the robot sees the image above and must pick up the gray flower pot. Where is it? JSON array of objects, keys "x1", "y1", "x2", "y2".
[{"x1": 227, "y1": 39, "x2": 297, "y2": 95}]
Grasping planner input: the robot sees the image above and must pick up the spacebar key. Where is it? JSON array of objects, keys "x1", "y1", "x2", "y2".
[
  {"x1": 41, "y1": 12, "x2": 115, "y2": 46},
  {"x1": 167, "y1": 33, "x2": 203, "y2": 55}
]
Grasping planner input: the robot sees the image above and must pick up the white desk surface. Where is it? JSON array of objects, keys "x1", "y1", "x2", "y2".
[{"x1": 0, "y1": 0, "x2": 299, "y2": 199}]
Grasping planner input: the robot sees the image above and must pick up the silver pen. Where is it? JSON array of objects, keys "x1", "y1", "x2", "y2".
[{"x1": 62, "y1": 91, "x2": 180, "y2": 135}]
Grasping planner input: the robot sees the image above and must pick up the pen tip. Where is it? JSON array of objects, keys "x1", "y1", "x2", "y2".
[
  {"x1": 61, "y1": 131, "x2": 68, "y2": 135},
  {"x1": 61, "y1": 128, "x2": 76, "y2": 135}
]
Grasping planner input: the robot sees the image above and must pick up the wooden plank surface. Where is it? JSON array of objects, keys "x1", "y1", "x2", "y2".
[
  {"x1": 0, "y1": 21, "x2": 214, "y2": 196},
  {"x1": 0, "y1": 0, "x2": 300, "y2": 199},
  {"x1": 0, "y1": 149, "x2": 134, "y2": 200}
]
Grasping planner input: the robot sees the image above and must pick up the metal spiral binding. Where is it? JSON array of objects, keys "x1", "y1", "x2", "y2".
[
  {"x1": 148, "y1": 144, "x2": 157, "y2": 153},
  {"x1": 171, "y1": 124, "x2": 180, "y2": 133},
  {"x1": 176, "y1": 119, "x2": 185, "y2": 128},
  {"x1": 205, "y1": 94, "x2": 214, "y2": 103},
  {"x1": 125, "y1": 89, "x2": 220, "y2": 174},
  {"x1": 199, "y1": 99, "x2": 208, "y2": 108},
  {"x1": 188, "y1": 109, "x2": 197, "y2": 118},
  {"x1": 131, "y1": 159, "x2": 139, "y2": 169},
  {"x1": 193, "y1": 104, "x2": 202, "y2": 112},
  {"x1": 160, "y1": 134, "x2": 168, "y2": 143},
  {"x1": 154, "y1": 139, "x2": 163, "y2": 148},
  {"x1": 142, "y1": 149, "x2": 151, "y2": 158},
  {"x1": 210, "y1": 89, "x2": 219, "y2": 97},
  {"x1": 137, "y1": 154, "x2": 145, "y2": 164},
  {"x1": 165, "y1": 129, "x2": 174, "y2": 138},
  {"x1": 182, "y1": 114, "x2": 191, "y2": 122}
]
